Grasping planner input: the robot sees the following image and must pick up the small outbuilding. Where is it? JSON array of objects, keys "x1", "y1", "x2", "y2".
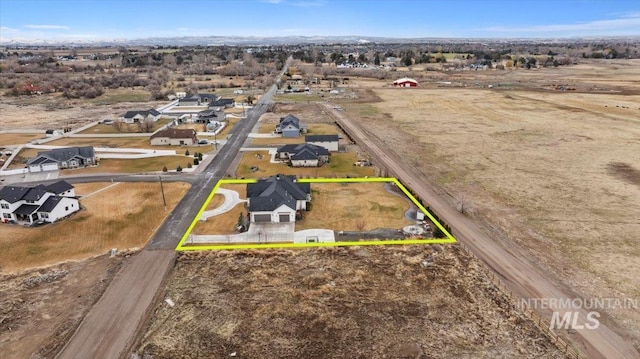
[{"x1": 393, "y1": 78, "x2": 418, "y2": 87}]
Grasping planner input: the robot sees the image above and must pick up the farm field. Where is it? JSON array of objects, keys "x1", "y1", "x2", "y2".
[
  {"x1": 133, "y1": 246, "x2": 564, "y2": 358},
  {"x1": 0, "y1": 182, "x2": 190, "y2": 272},
  {"x1": 338, "y1": 61, "x2": 640, "y2": 347}
]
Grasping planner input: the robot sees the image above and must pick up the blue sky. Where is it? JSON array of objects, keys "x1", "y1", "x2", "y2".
[{"x1": 1, "y1": 0, "x2": 639, "y2": 42}]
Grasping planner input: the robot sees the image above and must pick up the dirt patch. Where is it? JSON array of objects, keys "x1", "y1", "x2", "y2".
[
  {"x1": 134, "y1": 246, "x2": 564, "y2": 358},
  {"x1": 608, "y1": 162, "x2": 640, "y2": 188},
  {"x1": 0, "y1": 254, "x2": 126, "y2": 358}
]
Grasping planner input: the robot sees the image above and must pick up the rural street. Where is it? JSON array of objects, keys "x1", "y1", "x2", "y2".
[
  {"x1": 324, "y1": 103, "x2": 638, "y2": 359},
  {"x1": 56, "y1": 60, "x2": 288, "y2": 359}
]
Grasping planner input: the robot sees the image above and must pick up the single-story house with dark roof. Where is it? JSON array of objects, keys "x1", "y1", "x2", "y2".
[
  {"x1": 277, "y1": 143, "x2": 329, "y2": 167},
  {"x1": 196, "y1": 109, "x2": 224, "y2": 123},
  {"x1": 0, "y1": 180, "x2": 79, "y2": 224},
  {"x1": 178, "y1": 93, "x2": 219, "y2": 107},
  {"x1": 275, "y1": 114, "x2": 306, "y2": 138},
  {"x1": 150, "y1": 128, "x2": 198, "y2": 146},
  {"x1": 120, "y1": 109, "x2": 161, "y2": 123},
  {"x1": 27, "y1": 146, "x2": 96, "y2": 169},
  {"x1": 305, "y1": 134, "x2": 339, "y2": 152},
  {"x1": 209, "y1": 98, "x2": 235, "y2": 108},
  {"x1": 246, "y1": 174, "x2": 311, "y2": 223}
]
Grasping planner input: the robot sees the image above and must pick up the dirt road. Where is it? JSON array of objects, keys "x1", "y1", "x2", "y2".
[
  {"x1": 56, "y1": 250, "x2": 175, "y2": 359},
  {"x1": 323, "y1": 103, "x2": 639, "y2": 359}
]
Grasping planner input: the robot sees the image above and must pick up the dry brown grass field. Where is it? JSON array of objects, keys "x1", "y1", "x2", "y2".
[
  {"x1": 0, "y1": 89, "x2": 165, "y2": 130},
  {"x1": 77, "y1": 118, "x2": 173, "y2": 134},
  {"x1": 296, "y1": 182, "x2": 412, "y2": 231},
  {"x1": 0, "y1": 182, "x2": 190, "y2": 273},
  {"x1": 67, "y1": 156, "x2": 197, "y2": 174},
  {"x1": 236, "y1": 150, "x2": 375, "y2": 178},
  {"x1": 338, "y1": 60, "x2": 640, "y2": 346},
  {"x1": 0, "y1": 133, "x2": 46, "y2": 145},
  {"x1": 46, "y1": 136, "x2": 207, "y2": 152},
  {"x1": 0, "y1": 254, "x2": 126, "y2": 359},
  {"x1": 134, "y1": 246, "x2": 564, "y2": 359},
  {"x1": 192, "y1": 184, "x2": 247, "y2": 235}
]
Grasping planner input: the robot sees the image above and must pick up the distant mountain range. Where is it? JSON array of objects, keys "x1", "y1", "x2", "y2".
[{"x1": 2, "y1": 35, "x2": 638, "y2": 47}]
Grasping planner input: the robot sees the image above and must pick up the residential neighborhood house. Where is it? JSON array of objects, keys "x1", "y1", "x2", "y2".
[
  {"x1": 27, "y1": 146, "x2": 97, "y2": 170},
  {"x1": 277, "y1": 143, "x2": 329, "y2": 167},
  {"x1": 178, "y1": 93, "x2": 219, "y2": 107},
  {"x1": 150, "y1": 128, "x2": 199, "y2": 146},
  {"x1": 0, "y1": 180, "x2": 80, "y2": 225},
  {"x1": 246, "y1": 174, "x2": 311, "y2": 223},
  {"x1": 275, "y1": 114, "x2": 306, "y2": 138},
  {"x1": 305, "y1": 134, "x2": 340, "y2": 152},
  {"x1": 120, "y1": 109, "x2": 161, "y2": 124},
  {"x1": 209, "y1": 98, "x2": 235, "y2": 109}
]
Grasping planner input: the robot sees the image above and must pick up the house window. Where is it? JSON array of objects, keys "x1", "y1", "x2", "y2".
[
  {"x1": 65, "y1": 206, "x2": 69, "y2": 211},
  {"x1": 3, "y1": 213, "x2": 11, "y2": 219},
  {"x1": 41, "y1": 213, "x2": 48, "y2": 218},
  {"x1": 0, "y1": 203, "x2": 8, "y2": 209}
]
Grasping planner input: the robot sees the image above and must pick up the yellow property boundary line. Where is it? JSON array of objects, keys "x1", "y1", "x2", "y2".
[{"x1": 175, "y1": 177, "x2": 456, "y2": 251}]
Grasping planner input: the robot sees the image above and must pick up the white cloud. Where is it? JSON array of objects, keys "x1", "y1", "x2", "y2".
[
  {"x1": 480, "y1": 13, "x2": 640, "y2": 35},
  {"x1": 24, "y1": 24, "x2": 70, "y2": 30},
  {"x1": 1, "y1": 26, "x2": 19, "y2": 33}
]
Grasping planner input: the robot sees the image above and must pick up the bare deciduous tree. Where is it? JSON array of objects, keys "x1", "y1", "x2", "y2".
[
  {"x1": 112, "y1": 119, "x2": 124, "y2": 133},
  {"x1": 138, "y1": 119, "x2": 154, "y2": 133}
]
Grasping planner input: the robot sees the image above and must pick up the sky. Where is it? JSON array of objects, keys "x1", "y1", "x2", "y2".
[{"x1": 1, "y1": 0, "x2": 639, "y2": 42}]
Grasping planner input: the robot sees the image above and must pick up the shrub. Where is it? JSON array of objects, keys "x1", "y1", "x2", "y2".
[
  {"x1": 193, "y1": 158, "x2": 199, "y2": 165},
  {"x1": 187, "y1": 162, "x2": 192, "y2": 168},
  {"x1": 162, "y1": 166, "x2": 168, "y2": 172},
  {"x1": 176, "y1": 165, "x2": 183, "y2": 172},
  {"x1": 185, "y1": 149, "x2": 190, "y2": 156}
]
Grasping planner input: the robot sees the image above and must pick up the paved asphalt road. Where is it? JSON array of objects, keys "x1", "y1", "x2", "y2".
[{"x1": 57, "y1": 60, "x2": 288, "y2": 359}]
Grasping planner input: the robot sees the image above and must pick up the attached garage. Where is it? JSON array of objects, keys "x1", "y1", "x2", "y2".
[
  {"x1": 278, "y1": 213, "x2": 291, "y2": 222},
  {"x1": 253, "y1": 214, "x2": 271, "y2": 222}
]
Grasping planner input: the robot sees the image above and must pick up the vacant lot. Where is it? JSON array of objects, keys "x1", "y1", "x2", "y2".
[
  {"x1": 0, "y1": 90, "x2": 165, "y2": 131},
  {"x1": 339, "y1": 61, "x2": 640, "y2": 346},
  {"x1": 134, "y1": 246, "x2": 564, "y2": 358},
  {"x1": 0, "y1": 254, "x2": 126, "y2": 359},
  {"x1": 236, "y1": 150, "x2": 376, "y2": 178},
  {"x1": 0, "y1": 182, "x2": 190, "y2": 272},
  {"x1": 0, "y1": 133, "x2": 46, "y2": 145},
  {"x1": 77, "y1": 118, "x2": 173, "y2": 134},
  {"x1": 297, "y1": 182, "x2": 412, "y2": 231}
]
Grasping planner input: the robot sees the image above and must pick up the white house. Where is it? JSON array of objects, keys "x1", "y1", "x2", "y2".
[
  {"x1": 305, "y1": 134, "x2": 339, "y2": 152},
  {"x1": 0, "y1": 180, "x2": 80, "y2": 225},
  {"x1": 150, "y1": 128, "x2": 198, "y2": 146},
  {"x1": 246, "y1": 174, "x2": 311, "y2": 223},
  {"x1": 120, "y1": 109, "x2": 161, "y2": 124}
]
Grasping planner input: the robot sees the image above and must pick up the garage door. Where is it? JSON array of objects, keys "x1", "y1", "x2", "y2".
[
  {"x1": 253, "y1": 214, "x2": 271, "y2": 222},
  {"x1": 278, "y1": 213, "x2": 291, "y2": 222}
]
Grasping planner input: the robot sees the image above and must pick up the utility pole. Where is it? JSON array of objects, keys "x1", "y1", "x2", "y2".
[{"x1": 159, "y1": 175, "x2": 166, "y2": 210}]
